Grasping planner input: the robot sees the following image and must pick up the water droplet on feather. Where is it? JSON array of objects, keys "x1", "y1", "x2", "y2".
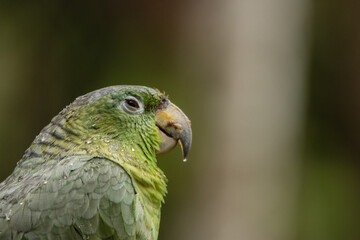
[{"x1": 5, "y1": 209, "x2": 12, "y2": 221}]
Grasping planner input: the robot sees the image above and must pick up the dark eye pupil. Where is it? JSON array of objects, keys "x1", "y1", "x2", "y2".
[{"x1": 126, "y1": 99, "x2": 139, "y2": 108}]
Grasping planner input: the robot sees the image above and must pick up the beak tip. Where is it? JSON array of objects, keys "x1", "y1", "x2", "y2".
[{"x1": 179, "y1": 133, "x2": 192, "y2": 162}]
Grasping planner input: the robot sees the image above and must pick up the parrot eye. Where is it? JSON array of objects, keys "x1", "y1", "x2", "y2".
[
  {"x1": 120, "y1": 96, "x2": 144, "y2": 115},
  {"x1": 126, "y1": 99, "x2": 139, "y2": 108}
]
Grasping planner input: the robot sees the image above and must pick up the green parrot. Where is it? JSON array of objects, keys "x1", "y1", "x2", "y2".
[{"x1": 0, "y1": 85, "x2": 192, "y2": 240}]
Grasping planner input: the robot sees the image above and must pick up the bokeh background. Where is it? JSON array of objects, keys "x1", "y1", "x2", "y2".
[{"x1": 0, "y1": 1, "x2": 359, "y2": 240}]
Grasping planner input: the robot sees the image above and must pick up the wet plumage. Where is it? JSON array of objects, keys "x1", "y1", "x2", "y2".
[{"x1": 0, "y1": 86, "x2": 192, "y2": 240}]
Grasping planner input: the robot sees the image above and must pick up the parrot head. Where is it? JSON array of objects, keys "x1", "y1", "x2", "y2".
[{"x1": 61, "y1": 85, "x2": 192, "y2": 162}]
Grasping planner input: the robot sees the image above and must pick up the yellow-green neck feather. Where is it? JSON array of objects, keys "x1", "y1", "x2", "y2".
[{"x1": 23, "y1": 99, "x2": 168, "y2": 208}]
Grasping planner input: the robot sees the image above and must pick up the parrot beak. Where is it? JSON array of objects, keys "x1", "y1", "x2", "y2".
[{"x1": 155, "y1": 101, "x2": 192, "y2": 162}]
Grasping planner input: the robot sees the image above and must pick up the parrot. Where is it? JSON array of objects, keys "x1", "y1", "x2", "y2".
[{"x1": 0, "y1": 85, "x2": 192, "y2": 240}]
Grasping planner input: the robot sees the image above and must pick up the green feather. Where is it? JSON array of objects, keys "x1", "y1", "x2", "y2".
[{"x1": 0, "y1": 86, "x2": 170, "y2": 239}]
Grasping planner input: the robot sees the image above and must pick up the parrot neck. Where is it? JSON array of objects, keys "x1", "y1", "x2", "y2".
[{"x1": 22, "y1": 112, "x2": 168, "y2": 206}]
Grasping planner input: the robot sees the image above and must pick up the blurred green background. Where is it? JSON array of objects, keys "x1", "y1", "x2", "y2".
[{"x1": 0, "y1": 1, "x2": 359, "y2": 240}]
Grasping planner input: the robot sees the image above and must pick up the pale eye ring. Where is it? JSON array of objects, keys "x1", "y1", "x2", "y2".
[{"x1": 120, "y1": 96, "x2": 144, "y2": 115}]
